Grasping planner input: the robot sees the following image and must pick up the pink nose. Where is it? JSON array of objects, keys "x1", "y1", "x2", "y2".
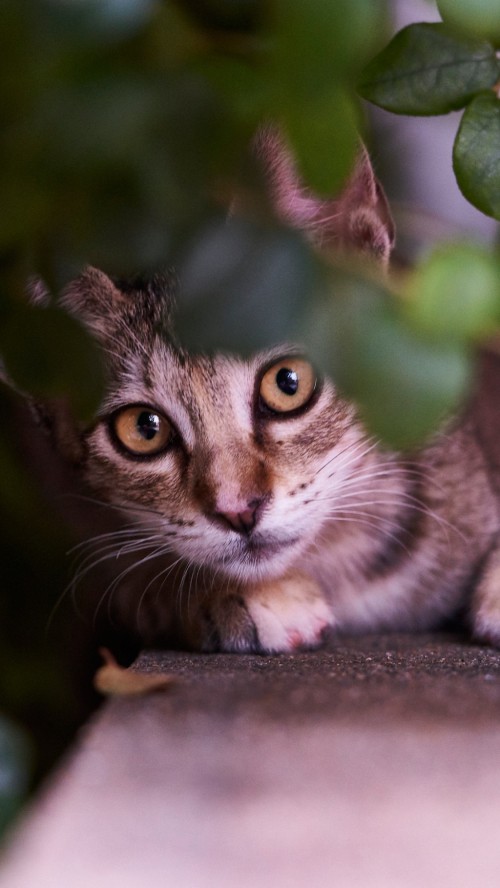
[{"x1": 213, "y1": 501, "x2": 262, "y2": 534}]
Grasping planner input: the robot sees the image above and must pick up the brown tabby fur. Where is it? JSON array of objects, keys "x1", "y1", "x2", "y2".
[{"x1": 49, "y1": 134, "x2": 500, "y2": 653}]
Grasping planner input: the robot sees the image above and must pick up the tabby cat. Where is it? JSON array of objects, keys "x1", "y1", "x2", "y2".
[{"x1": 50, "y1": 134, "x2": 500, "y2": 653}]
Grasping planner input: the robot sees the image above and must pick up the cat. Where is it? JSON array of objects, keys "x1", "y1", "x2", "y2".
[{"x1": 45, "y1": 132, "x2": 500, "y2": 654}]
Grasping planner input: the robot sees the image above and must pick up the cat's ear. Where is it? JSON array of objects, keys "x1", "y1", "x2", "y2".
[
  {"x1": 61, "y1": 267, "x2": 175, "y2": 344},
  {"x1": 61, "y1": 267, "x2": 131, "y2": 342},
  {"x1": 255, "y1": 127, "x2": 395, "y2": 266}
]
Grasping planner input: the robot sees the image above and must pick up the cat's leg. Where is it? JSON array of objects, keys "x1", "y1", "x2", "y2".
[
  {"x1": 470, "y1": 543, "x2": 500, "y2": 646},
  {"x1": 189, "y1": 572, "x2": 334, "y2": 654}
]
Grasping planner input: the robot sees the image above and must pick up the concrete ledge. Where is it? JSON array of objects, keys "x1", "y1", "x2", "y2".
[{"x1": 2, "y1": 633, "x2": 500, "y2": 887}]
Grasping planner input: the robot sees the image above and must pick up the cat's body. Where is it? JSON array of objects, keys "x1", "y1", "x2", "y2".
[
  {"x1": 54, "y1": 267, "x2": 500, "y2": 653},
  {"x1": 44, "y1": 134, "x2": 500, "y2": 653}
]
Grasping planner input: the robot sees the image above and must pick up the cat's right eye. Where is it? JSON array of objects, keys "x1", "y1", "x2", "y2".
[{"x1": 111, "y1": 406, "x2": 174, "y2": 457}]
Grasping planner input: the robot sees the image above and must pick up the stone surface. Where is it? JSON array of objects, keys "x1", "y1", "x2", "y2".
[{"x1": 2, "y1": 632, "x2": 500, "y2": 887}]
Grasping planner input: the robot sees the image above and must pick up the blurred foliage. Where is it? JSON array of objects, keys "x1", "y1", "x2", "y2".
[
  {"x1": 2, "y1": 0, "x2": 500, "y2": 837},
  {"x1": 437, "y1": 0, "x2": 500, "y2": 42},
  {"x1": 0, "y1": 305, "x2": 103, "y2": 420},
  {"x1": 0, "y1": 384, "x2": 94, "y2": 836},
  {"x1": 175, "y1": 215, "x2": 317, "y2": 354},
  {"x1": 301, "y1": 269, "x2": 474, "y2": 448},
  {"x1": 405, "y1": 244, "x2": 500, "y2": 342}
]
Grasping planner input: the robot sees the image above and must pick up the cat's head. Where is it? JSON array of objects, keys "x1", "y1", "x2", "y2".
[{"x1": 60, "y1": 136, "x2": 394, "y2": 583}]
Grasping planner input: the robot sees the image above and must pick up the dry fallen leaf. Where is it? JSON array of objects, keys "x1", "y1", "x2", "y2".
[{"x1": 94, "y1": 648, "x2": 176, "y2": 697}]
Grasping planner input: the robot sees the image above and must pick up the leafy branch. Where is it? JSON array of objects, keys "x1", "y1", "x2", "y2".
[{"x1": 359, "y1": 12, "x2": 500, "y2": 220}]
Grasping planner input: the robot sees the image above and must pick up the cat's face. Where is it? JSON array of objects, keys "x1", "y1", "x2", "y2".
[
  {"x1": 67, "y1": 270, "x2": 367, "y2": 583},
  {"x1": 61, "y1": 135, "x2": 394, "y2": 585}
]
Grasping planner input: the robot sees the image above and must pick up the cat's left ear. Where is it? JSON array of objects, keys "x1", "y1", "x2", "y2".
[
  {"x1": 61, "y1": 267, "x2": 174, "y2": 345},
  {"x1": 61, "y1": 267, "x2": 131, "y2": 342},
  {"x1": 255, "y1": 128, "x2": 395, "y2": 266}
]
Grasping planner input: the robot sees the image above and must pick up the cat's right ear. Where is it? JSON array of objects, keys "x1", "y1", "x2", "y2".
[{"x1": 255, "y1": 127, "x2": 395, "y2": 267}]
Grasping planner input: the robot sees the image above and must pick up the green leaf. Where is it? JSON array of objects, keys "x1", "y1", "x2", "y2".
[
  {"x1": 304, "y1": 274, "x2": 472, "y2": 448},
  {"x1": 438, "y1": 0, "x2": 500, "y2": 43},
  {"x1": 177, "y1": 0, "x2": 262, "y2": 32},
  {"x1": 405, "y1": 243, "x2": 500, "y2": 340},
  {"x1": 194, "y1": 56, "x2": 266, "y2": 131},
  {"x1": 0, "y1": 175, "x2": 49, "y2": 249},
  {"x1": 281, "y1": 87, "x2": 360, "y2": 197},
  {"x1": 360, "y1": 23, "x2": 499, "y2": 115},
  {"x1": 453, "y1": 92, "x2": 500, "y2": 219},
  {"x1": 270, "y1": 0, "x2": 384, "y2": 193},
  {"x1": 273, "y1": 0, "x2": 388, "y2": 90},
  {"x1": 35, "y1": 0, "x2": 156, "y2": 47},
  {"x1": 175, "y1": 215, "x2": 318, "y2": 354},
  {"x1": 26, "y1": 76, "x2": 164, "y2": 176},
  {"x1": 0, "y1": 304, "x2": 103, "y2": 420}
]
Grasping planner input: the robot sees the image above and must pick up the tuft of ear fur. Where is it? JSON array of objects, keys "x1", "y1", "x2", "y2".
[
  {"x1": 61, "y1": 267, "x2": 128, "y2": 341},
  {"x1": 61, "y1": 266, "x2": 177, "y2": 344},
  {"x1": 255, "y1": 127, "x2": 395, "y2": 266}
]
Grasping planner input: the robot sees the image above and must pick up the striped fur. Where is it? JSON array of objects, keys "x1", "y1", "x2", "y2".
[
  {"x1": 56, "y1": 140, "x2": 500, "y2": 653},
  {"x1": 60, "y1": 269, "x2": 500, "y2": 653}
]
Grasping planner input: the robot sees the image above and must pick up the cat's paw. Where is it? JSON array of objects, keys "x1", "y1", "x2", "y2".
[
  {"x1": 472, "y1": 603, "x2": 500, "y2": 648},
  {"x1": 198, "y1": 574, "x2": 334, "y2": 654},
  {"x1": 247, "y1": 575, "x2": 334, "y2": 653},
  {"x1": 471, "y1": 547, "x2": 500, "y2": 647}
]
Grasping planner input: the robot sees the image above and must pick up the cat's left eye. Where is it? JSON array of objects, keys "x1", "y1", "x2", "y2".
[
  {"x1": 259, "y1": 357, "x2": 317, "y2": 415},
  {"x1": 112, "y1": 406, "x2": 173, "y2": 457}
]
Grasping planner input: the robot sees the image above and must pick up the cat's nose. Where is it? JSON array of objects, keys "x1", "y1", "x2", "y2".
[{"x1": 213, "y1": 499, "x2": 263, "y2": 535}]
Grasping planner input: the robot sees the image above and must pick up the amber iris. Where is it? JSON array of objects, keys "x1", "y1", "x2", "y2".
[
  {"x1": 259, "y1": 358, "x2": 316, "y2": 414},
  {"x1": 113, "y1": 406, "x2": 172, "y2": 456}
]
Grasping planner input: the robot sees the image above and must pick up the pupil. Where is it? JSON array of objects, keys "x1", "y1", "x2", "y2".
[
  {"x1": 276, "y1": 367, "x2": 299, "y2": 396},
  {"x1": 137, "y1": 412, "x2": 160, "y2": 440}
]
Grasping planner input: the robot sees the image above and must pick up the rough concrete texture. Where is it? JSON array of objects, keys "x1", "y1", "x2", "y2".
[{"x1": 2, "y1": 632, "x2": 500, "y2": 887}]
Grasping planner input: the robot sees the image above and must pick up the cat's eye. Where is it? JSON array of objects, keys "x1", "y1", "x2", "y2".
[
  {"x1": 259, "y1": 357, "x2": 317, "y2": 415},
  {"x1": 112, "y1": 406, "x2": 173, "y2": 457}
]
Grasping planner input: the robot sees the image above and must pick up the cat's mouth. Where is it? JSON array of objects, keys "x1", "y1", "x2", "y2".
[
  {"x1": 199, "y1": 532, "x2": 302, "y2": 579},
  {"x1": 225, "y1": 533, "x2": 302, "y2": 577},
  {"x1": 241, "y1": 535, "x2": 299, "y2": 558}
]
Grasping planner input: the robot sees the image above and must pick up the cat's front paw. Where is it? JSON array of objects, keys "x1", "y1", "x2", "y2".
[
  {"x1": 470, "y1": 547, "x2": 500, "y2": 648},
  {"x1": 247, "y1": 574, "x2": 334, "y2": 653},
  {"x1": 197, "y1": 574, "x2": 334, "y2": 654}
]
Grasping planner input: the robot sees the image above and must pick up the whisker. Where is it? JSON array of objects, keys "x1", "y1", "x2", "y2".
[
  {"x1": 324, "y1": 465, "x2": 430, "y2": 487},
  {"x1": 63, "y1": 492, "x2": 162, "y2": 521},
  {"x1": 94, "y1": 543, "x2": 176, "y2": 629},
  {"x1": 322, "y1": 511, "x2": 412, "y2": 555},
  {"x1": 315, "y1": 436, "x2": 377, "y2": 477},
  {"x1": 69, "y1": 535, "x2": 164, "y2": 581},
  {"x1": 134, "y1": 554, "x2": 186, "y2": 629},
  {"x1": 312, "y1": 483, "x2": 463, "y2": 543},
  {"x1": 68, "y1": 526, "x2": 157, "y2": 555}
]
